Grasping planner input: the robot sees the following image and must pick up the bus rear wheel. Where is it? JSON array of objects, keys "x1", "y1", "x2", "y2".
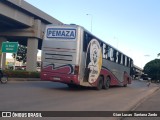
[
  {"x1": 96, "y1": 76, "x2": 103, "y2": 90},
  {"x1": 123, "y1": 82, "x2": 128, "y2": 87},
  {"x1": 103, "y1": 76, "x2": 110, "y2": 89},
  {"x1": 123, "y1": 78, "x2": 129, "y2": 87}
]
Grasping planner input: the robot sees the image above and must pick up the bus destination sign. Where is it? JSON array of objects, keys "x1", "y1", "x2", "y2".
[{"x1": 47, "y1": 28, "x2": 76, "y2": 39}]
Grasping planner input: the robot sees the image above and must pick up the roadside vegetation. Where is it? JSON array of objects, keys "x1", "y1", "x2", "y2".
[
  {"x1": 143, "y1": 59, "x2": 160, "y2": 82},
  {"x1": 4, "y1": 44, "x2": 40, "y2": 78},
  {"x1": 3, "y1": 70, "x2": 40, "y2": 78},
  {"x1": 12, "y1": 45, "x2": 27, "y2": 64}
]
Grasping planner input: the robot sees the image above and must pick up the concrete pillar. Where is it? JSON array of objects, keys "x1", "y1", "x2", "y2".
[
  {"x1": 26, "y1": 38, "x2": 38, "y2": 71},
  {"x1": 0, "y1": 37, "x2": 7, "y2": 70}
]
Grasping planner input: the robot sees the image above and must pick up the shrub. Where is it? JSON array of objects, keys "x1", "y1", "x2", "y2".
[{"x1": 3, "y1": 70, "x2": 40, "y2": 78}]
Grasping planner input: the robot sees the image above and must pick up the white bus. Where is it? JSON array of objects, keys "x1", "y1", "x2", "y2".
[{"x1": 41, "y1": 24, "x2": 133, "y2": 90}]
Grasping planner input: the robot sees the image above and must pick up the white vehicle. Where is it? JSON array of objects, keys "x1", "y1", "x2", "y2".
[{"x1": 41, "y1": 24, "x2": 133, "y2": 90}]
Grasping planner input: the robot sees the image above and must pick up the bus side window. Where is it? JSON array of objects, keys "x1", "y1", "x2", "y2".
[
  {"x1": 130, "y1": 60, "x2": 134, "y2": 76},
  {"x1": 107, "y1": 46, "x2": 111, "y2": 61},
  {"x1": 118, "y1": 52, "x2": 121, "y2": 64},
  {"x1": 125, "y1": 56, "x2": 127, "y2": 66},
  {"x1": 113, "y1": 50, "x2": 117, "y2": 62},
  {"x1": 83, "y1": 32, "x2": 94, "y2": 52},
  {"x1": 116, "y1": 51, "x2": 119, "y2": 63},
  {"x1": 83, "y1": 32, "x2": 92, "y2": 52},
  {"x1": 110, "y1": 48, "x2": 114, "y2": 61},
  {"x1": 127, "y1": 58, "x2": 130, "y2": 67},
  {"x1": 121, "y1": 54, "x2": 123, "y2": 65},
  {"x1": 83, "y1": 32, "x2": 88, "y2": 52},
  {"x1": 130, "y1": 60, "x2": 133, "y2": 67},
  {"x1": 123, "y1": 55, "x2": 125, "y2": 65}
]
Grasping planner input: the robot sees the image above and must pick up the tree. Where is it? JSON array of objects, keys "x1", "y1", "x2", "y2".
[
  {"x1": 143, "y1": 59, "x2": 160, "y2": 81},
  {"x1": 158, "y1": 53, "x2": 160, "y2": 57},
  {"x1": 12, "y1": 45, "x2": 27, "y2": 64}
]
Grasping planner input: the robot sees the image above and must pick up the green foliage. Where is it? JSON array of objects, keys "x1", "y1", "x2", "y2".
[
  {"x1": 12, "y1": 45, "x2": 27, "y2": 63},
  {"x1": 3, "y1": 70, "x2": 40, "y2": 78},
  {"x1": 143, "y1": 59, "x2": 160, "y2": 80}
]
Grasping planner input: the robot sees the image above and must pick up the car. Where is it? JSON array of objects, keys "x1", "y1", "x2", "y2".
[{"x1": 140, "y1": 74, "x2": 151, "y2": 80}]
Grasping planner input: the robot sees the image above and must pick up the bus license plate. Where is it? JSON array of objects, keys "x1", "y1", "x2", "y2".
[{"x1": 53, "y1": 77, "x2": 60, "y2": 80}]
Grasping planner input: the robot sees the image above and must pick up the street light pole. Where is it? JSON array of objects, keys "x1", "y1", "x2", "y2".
[{"x1": 86, "y1": 14, "x2": 93, "y2": 32}]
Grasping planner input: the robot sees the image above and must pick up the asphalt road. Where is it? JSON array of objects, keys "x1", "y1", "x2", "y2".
[{"x1": 0, "y1": 80, "x2": 159, "y2": 120}]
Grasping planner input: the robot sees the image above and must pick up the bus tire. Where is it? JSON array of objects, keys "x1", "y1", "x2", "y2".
[
  {"x1": 96, "y1": 76, "x2": 103, "y2": 90},
  {"x1": 103, "y1": 76, "x2": 110, "y2": 89},
  {"x1": 123, "y1": 78, "x2": 129, "y2": 87}
]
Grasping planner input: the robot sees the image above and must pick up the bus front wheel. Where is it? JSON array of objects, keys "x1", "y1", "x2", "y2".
[{"x1": 96, "y1": 76, "x2": 103, "y2": 90}]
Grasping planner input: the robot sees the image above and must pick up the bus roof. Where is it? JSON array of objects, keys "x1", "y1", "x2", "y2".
[{"x1": 45, "y1": 24, "x2": 133, "y2": 60}]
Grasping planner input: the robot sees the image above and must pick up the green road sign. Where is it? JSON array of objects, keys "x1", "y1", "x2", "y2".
[{"x1": 1, "y1": 42, "x2": 18, "y2": 53}]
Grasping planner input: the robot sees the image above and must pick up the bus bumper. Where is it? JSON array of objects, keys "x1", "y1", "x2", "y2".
[{"x1": 40, "y1": 72, "x2": 79, "y2": 85}]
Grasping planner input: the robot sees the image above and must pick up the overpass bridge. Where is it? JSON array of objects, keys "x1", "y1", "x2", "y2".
[
  {"x1": 0, "y1": 0, "x2": 63, "y2": 71},
  {"x1": 133, "y1": 65, "x2": 143, "y2": 79}
]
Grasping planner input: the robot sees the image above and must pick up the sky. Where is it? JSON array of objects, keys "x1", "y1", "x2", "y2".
[{"x1": 17, "y1": 0, "x2": 160, "y2": 68}]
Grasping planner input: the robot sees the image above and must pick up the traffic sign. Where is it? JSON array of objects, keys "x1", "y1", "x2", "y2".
[{"x1": 1, "y1": 42, "x2": 18, "y2": 53}]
